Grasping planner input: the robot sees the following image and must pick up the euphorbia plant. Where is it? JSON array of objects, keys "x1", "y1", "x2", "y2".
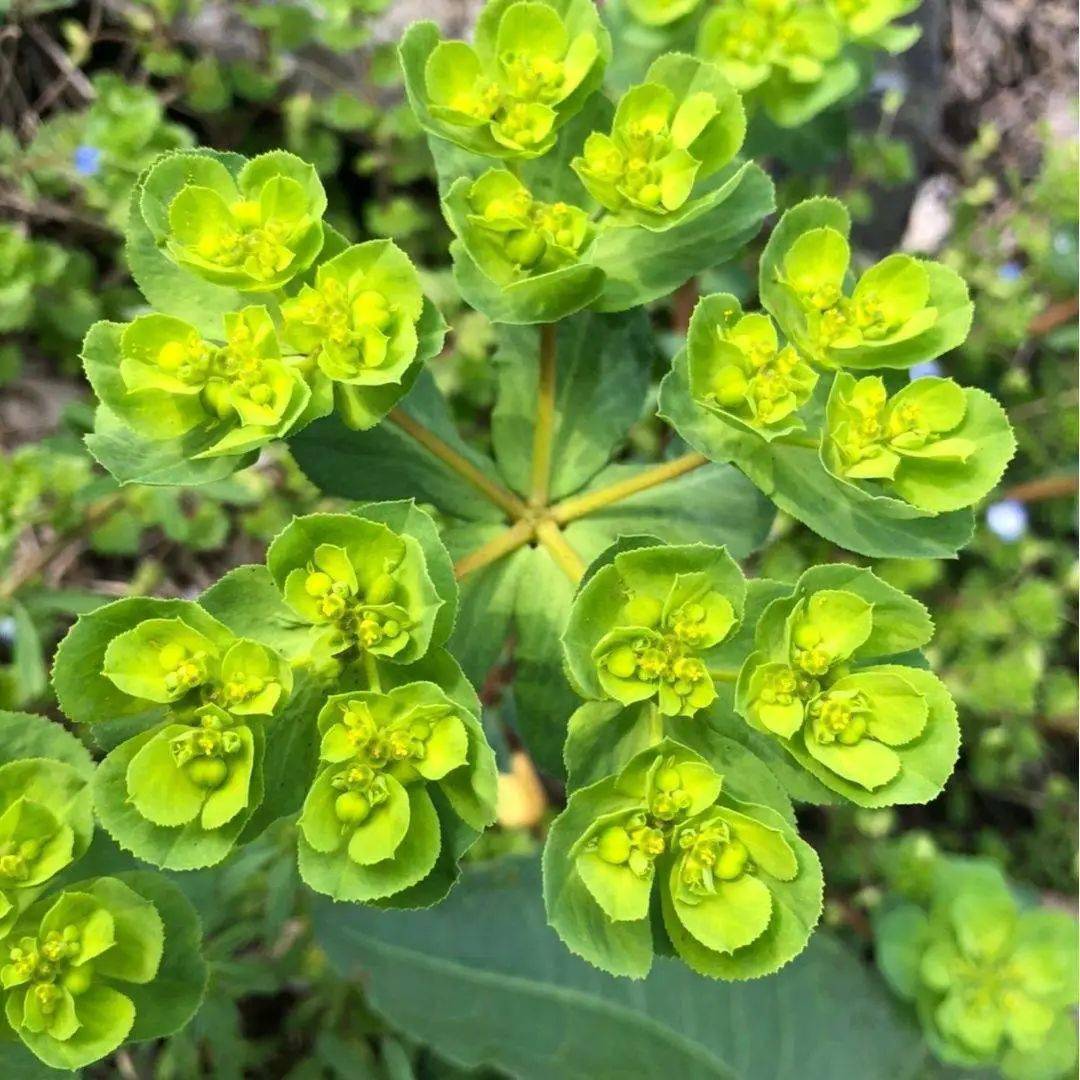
[{"x1": 1, "y1": 0, "x2": 1019, "y2": 1066}]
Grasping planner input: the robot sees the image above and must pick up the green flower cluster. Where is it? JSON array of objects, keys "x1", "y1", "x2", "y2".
[
  {"x1": 297, "y1": 685, "x2": 496, "y2": 904},
  {"x1": 2, "y1": 879, "x2": 162, "y2": 1071},
  {"x1": 267, "y1": 512, "x2": 445, "y2": 668},
  {"x1": 736, "y1": 565, "x2": 958, "y2": 805},
  {"x1": 0, "y1": 711, "x2": 206, "y2": 1070},
  {"x1": 81, "y1": 148, "x2": 446, "y2": 487},
  {"x1": 545, "y1": 740, "x2": 821, "y2": 979},
  {"x1": 408, "y1": 0, "x2": 610, "y2": 159},
  {"x1": 53, "y1": 598, "x2": 292, "y2": 869},
  {"x1": 404, "y1": 3, "x2": 770, "y2": 324},
  {"x1": 696, "y1": 0, "x2": 919, "y2": 127},
  {"x1": 563, "y1": 545, "x2": 746, "y2": 718},
  {"x1": 0, "y1": 758, "x2": 93, "y2": 940},
  {"x1": 876, "y1": 859, "x2": 1078, "y2": 1080},
  {"x1": 687, "y1": 293, "x2": 817, "y2": 438},
  {"x1": 665, "y1": 198, "x2": 1014, "y2": 533},
  {"x1": 823, "y1": 372, "x2": 1015, "y2": 513}
]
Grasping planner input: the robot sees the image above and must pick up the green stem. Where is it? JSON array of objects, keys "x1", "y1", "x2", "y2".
[
  {"x1": 387, "y1": 407, "x2": 528, "y2": 520},
  {"x1": 550, "y1": 452, "x2": 710, "y2": 524},
  {"x1": 363, "y1": 652, "x2": 382, "y2": 693},
  {"x1": 529, "y1": 323, "x2": 558, "y2": 507},
  {"x1": 534, "y1": 519, "x2": 586, "y2": 584},
  {"x1": 707, "y1": 667, "x2": 740, "y2": 684}
]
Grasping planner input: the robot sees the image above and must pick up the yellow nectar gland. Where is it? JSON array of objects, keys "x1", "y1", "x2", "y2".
[
  {"x1": 808, "y1": 692, "x2": 868, "y2": 746},
  {"x1": 158, "y1": 641, "x2": 208, "y2": 695},
  {"x1": 649, "y1": 765, "x2": 695, "y2": 823},
  {"x1": 8, "y1": 925, "x2": 89, "y2": 1009},
  {"x1": 679, "y1": 822, "x2": 750, "y2": 893},
  {"x1": 500, "y1": 51, "x2": 565, "y2": 104},
  {"x1": 594, "y1": 814, "x2": 666, "y2": 877}
]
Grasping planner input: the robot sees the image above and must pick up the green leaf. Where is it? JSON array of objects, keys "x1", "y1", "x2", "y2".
[
  {"x1": 289, "y1": 372, "x2": 505, "y2": 522},
  {"x1": 100, "y1": 871, "x2": 208, "y2": 1043},
  {"x1": 0, "y1": 711, "x2": 92, "y2": 777},
  {"x1": 588, "y1": 161, "x2": 774, "y2": 311},
  {"x1": 660, "y1": 350, "x2": 976, "y2": 558},
  {"x1": 490, "y1": 310, "x2": 654, "y2": 500},
  {"x1": 312, "y1": 856, "x2": 933, "y2": 1078}
]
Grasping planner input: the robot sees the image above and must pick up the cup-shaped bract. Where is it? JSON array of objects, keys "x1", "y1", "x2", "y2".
[
  {"x1": 760, "y1": 200, "x2": 974, "y2": 372},
  {"x1": 545, "y1": 741, "x2": 822, "y2": 979},
  {"x1": 83, "y1": 307, "x2": 313, "y2": 465},
  {"x1": 823, "y1": 373, "x2": 1016, "y2": 513},
  {"x1": 281, "y1": 241, "x2": 424, "y2": 394},
  {"x1": 687, "y1": 292, "x2": 817, "y2": 439},
  {"x1": 141, "y1": 150, "x2": 326, "y2": 291},
  {"x1": 0, "y1": 760, "x2": 95, "y2": 939},
  {"x1": 697, "y1": 0, "x2": 844, "y2": 100},
  {"x1": 0, "y1": 878, "x2": 164, "y2": 1070},
  {"x1": 442, "y1": 168, "x2": 605, "y2": 324},
  {"x1": 267, "y1": 513, "x2": 444, "y2": 666},
  {"x1": 124, "y1": 705, "x2": 258, "y2": 832},
  {"x1": 401, "y1": 0, "x2": 611, "y2": 160},
  {"x1": 876, "y1": 860, "x2": 1079, "y2": 1080},
  {"x1": 101, "y1": 611, "x2": 293, "y2": 720},
  {"x1": 297, "y1": 683, "x2": 497, "y2": 903},
  {"x1": 564, "y1": 544, "x2": 746, "y2": 719},
  {"x1": 736, "y1": 565, "x2": 959, "y2": 806},
  {"x1": 572, "y1": 54, "x2": 745, "y2": 225}
]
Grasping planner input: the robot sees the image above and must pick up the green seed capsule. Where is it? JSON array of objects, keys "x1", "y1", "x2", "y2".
[
  {"x1": 715, "y1": 838, "x2": 749, "y2": 881},
  {"x1": 792, "y1": 623, "x2": 822, "y2": 649},
  {"x1": 186, "y1": 756, "x2": 228, "y2": 789},
  {"x1": 305, "y1": 571, "x2": 333, "y2": 597},
  {"x1": 596, "y1": 825, "x2": 632, "y2": 865},
  {"x1": 711, "y1": 364, "x2": 748, "y2": 407},
  {"x1": 334, "y1": 790, "x2": 371, "y2": 825},
  {"x1": 62, "y1": 963, "x2": 94, "y2": 996}
]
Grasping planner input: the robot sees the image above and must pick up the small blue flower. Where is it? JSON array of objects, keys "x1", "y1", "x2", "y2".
[
  {"x1": 985, "y1": 499, "x2": 1028, "y2": 542},
  {"x1": 908, "y1": 360, "x2": 943, "y2": 381},
  {"x1": 73, "y1": 144, "x2": 102, "y2": 177},
  {"x1": 998, "y1": 261, "x2": 1022, "y2": 283}
]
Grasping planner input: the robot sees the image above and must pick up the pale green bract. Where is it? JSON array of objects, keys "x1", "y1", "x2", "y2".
[
  {"x1": 876, "y1": 859, "x2": 1079, "y2": 1080},
  {"x1": 401, "y1": 0, "x2": 611, "y2": 159},
  {"x1": 297, "y1": 683, "x2": 497, "y2": 903},
  {"x1": 823, "y1": 372, "x2": 1017, "y2": 513},
  {"x1": 143, "y1": 150, "x2": 326, "y2": 292},
  {"x1": 544, "y1": 740, "x2": 822, "y2": 979},
  {"x1": 735, "y1": 565, "x2": 959, "y2": 806},
  {"x1": 563, "y1": 544, "x2": 746, "y2": 718},
  {"x1": 687, "y1": 292, "x2": 817, "y2": 439},
  {"x1": 572, "y1": 54, "x2": 745, "y2": 223}
]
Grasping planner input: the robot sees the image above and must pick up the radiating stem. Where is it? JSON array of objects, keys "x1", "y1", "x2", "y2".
[
  {"x1": 707, "y1": 668, "x2": 740, "y2": 684},
  {"x1": 550, "y1": 452, "x2": 709, "y2": 525},
  {"x1": 529, "y1": 323, "x2": 558, "y2": 507},
  {"x1": 534, "y1": 519, "x2": 586, "y2": 584},
  {"x1": 453, "y1": 519, "x2": 536, "y2": 580},
  {"x1": 387, "y1": 407, "x2": 528, "y2": 520},
  {"x1": 363, "y1": 652, "x2": 382, "y2": 693}
]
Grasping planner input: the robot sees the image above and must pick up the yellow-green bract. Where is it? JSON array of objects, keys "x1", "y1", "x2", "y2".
[
  {"x1": 297, "y1": 684, "x2": 497, "y2": 904},
  {"x1": 735, "y1": 564, "x2": 960, "y2": 807},
  {"x1": 544, "y1": 740, "x2": 822, "y2": 979}
]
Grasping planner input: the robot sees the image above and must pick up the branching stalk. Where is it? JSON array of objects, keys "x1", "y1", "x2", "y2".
[
  {"x1": 550, "y1": 452, "x2": 709, "y2": 524},
  {"x1": 529, "y1": 323, "x2": 559, "y2": 507},
  {"x1": 387, "y1": 407, "x2": 528, "y2": 520},
  {"x1": 534, "y1": 519, "x2": 586, "y2": 583},
  {"x1": 453, "y1": 519, "x2": 536, "y2": 580}
]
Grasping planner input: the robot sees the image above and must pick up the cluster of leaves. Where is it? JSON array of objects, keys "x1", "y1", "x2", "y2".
[
  {"x1": 50, "y1": 506, "x2": 497, "y2": 916},
  {"x1": 0, "y1": 710, "x2": 206, "y2": 1070},
  {"x1": 876, "y1": 856, "x2": 1078, "y2": 1079},
  {"x1": 603, "y1": 0, "x2": 921, "y2": 129}
]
